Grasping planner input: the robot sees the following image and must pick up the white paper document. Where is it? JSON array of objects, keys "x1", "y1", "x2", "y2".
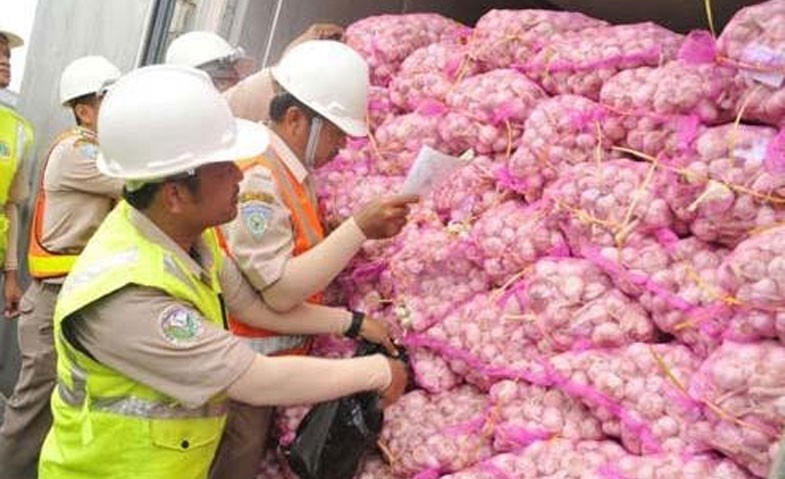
[{"x1": 400, "y1": 145, "x2": 472, "y2": 196}]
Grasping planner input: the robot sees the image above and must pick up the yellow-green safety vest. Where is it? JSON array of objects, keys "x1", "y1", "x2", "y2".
[
  {"x1": 39, "y1": 201, "x2": 228, "y2": 479},
  {"x1": 0, "y1": 104, "x2": 33, "y2": 265}
]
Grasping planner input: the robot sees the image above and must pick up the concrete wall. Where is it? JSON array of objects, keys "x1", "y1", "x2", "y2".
[{"x1": 234, "y1": 0, "x2": 405, "y2": 69}]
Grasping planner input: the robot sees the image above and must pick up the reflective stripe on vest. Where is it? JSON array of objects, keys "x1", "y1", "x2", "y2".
[
  {"x1": 0, "y1": 106, "x2": 33, "y2": 264},
  {"x1": 27, "y1": 128, "x2": 90, "y2": 279},
  {"x1": 56, "y1": 382, "x2": 228, "y2": 419},
  {"x1": 40, "y1": 202, "x2": 227, "y2": 479},
  {"x1": 226, "y1": 152, "x2": 325, "y2": 356}
]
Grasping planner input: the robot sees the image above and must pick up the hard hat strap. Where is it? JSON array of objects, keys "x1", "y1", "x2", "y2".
[{"x1": 304, "y1": 116, "x2": 323, "y2": 169}]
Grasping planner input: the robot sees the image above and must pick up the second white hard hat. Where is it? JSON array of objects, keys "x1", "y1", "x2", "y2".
[
  {"x1": 0, "y1": 26, "x2": 23, "y2": 49},
  {"x1": 97, "y1": 65, "x2": 269, "y2": 182},
  {"x1": 165, "y1": 31, "x2": 242, "y2": 68},
  {"x1": 59, "y1": 56, "x2": 122, "y2": 106},
  {"x1": 271, "y1": 40, "x2": 369, "y2": 137}
]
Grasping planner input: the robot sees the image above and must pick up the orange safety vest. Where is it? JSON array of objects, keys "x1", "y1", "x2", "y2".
[
  {"x1": 27, "y1": 128, "x2": 96, "y2": 279},
  {"x1": 224, "y1": 151, "x2": 325, "y2": 356}
]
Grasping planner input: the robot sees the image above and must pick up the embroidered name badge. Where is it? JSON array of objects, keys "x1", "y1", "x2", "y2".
[
  {"x1": 241, "y1": 201, "x2": 273, "y2": 240},
  {"x1": 238, "y1": 190, "x2": 276, "y2": 205},
  {"x1": 158, "y1": 305, "x2": 204, "y2": 346}
]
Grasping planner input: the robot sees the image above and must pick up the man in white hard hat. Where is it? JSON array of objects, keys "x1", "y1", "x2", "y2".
[
  {"x1": 223, "y1": 23, "x2": 344, "y2": 123},
  {"x1": 0, "y1": 56, "x2": 123, "y2": 478},
  {"x1": 215, "y1": 40, "x2": 417, "y2": 479},
  {"x1": 37, "y1": 64, "x2": 407, "y2": 479},
  {"x1": 0, "y1": 27, "x2": 34, "y2": 322},
  {"x1": 165, "y1": 30, "x2": 251, "y2": 92},
  {"x1": 165, "y1": 23, "x2": 344, "y2": 121}
]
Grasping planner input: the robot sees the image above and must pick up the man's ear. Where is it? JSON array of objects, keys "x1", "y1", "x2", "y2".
[
  {"x1": 159, "y1": 182, "x2": 189, "y2": 214},
  {"x1": 73, "y1": 103, "x2": 91, "y2": 126},
  {"x1": 283, "y1": 106, "x2": 308, "y2": 136}
]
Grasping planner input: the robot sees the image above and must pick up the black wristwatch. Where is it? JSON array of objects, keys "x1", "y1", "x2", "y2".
[{"x1": 345, "y1": 311, "x2": 365, "y2": 338}]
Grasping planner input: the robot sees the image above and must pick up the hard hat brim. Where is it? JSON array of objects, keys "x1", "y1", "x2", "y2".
[
  {"x1": 326, "y1": 114, "x2": 368, "y2": 138},
  {"x1": 0, "y1": 31, "x2": 23, "y2": 49},
  {"x1": 96, "y1": 118, "x2": 270, "y2": 181}
]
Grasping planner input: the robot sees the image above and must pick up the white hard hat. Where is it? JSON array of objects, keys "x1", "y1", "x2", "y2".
[
  {"x1": 0, "y1": 27, "x2": 23, "y2": 49},
  {"x1": 96, "y1": 65, "x2": 269, "y2": 181},
  {"x1": 165, "y1": 31, "x2": 242, "y2": 68},
  {"x1": 59, "y1": 56, "x2": 122, "y2": 106},
  {"x1": 271, "y1": 40, "x2": 369, "y2": 137}
]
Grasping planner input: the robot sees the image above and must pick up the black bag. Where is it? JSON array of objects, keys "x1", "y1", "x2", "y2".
[{"x1": 285, "y1": 343, "x2": 406, "y2": 479}]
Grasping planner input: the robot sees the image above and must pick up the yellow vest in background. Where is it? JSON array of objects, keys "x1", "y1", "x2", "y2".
[{"x1": 0, "y1": 105, "x2": 33, "y2": 264}]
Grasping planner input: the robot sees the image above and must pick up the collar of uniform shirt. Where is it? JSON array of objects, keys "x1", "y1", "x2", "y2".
[
  {"x1": 0, "y1": 88, "x2": 19, "y2": 109},
  {"x1": 267, "y1": 128, "x2": 309, "y2": 184},
  {"x1": 127, "y1": 206, "x2": 215, "y2": 285}
]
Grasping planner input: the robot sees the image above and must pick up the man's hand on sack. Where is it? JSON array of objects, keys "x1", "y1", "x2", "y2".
[
  {"x1": 358, "y1": 316, "x2": 398, "y2": 356},
  {"x1": 353, "y1": 195, "x2": 419, "y2": 240},
  {"x1": 286, "y1": 24, "x2": 345, "y2": 53},
  {"x1": 380, "y1": 357, "x2": 408, "y2": 407}
]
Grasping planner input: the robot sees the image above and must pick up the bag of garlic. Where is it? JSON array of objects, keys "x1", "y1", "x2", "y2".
[
  {"x1": 523, "y1": 23, "x2": 684, "y2": 100},
  {"x1": 689, "y1": 340, "x2": 785, "y2": 477},
  {"x1": 717, "y1": 0, "x2": 785, "y2": 127}
]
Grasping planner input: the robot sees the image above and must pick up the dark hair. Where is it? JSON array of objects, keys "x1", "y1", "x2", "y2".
[
  {"x1": 268, "y1": 92, "x2": 319, "y2": 123},
  {"x1": 123, "y1": 182, "x2": 162, "y2": 210},
  {"x1": 68, "y1": 93, "x2": 100, "y2": 126},
  {"x1": 122, "y1": 174, "x2": 201, "y2": 211}
]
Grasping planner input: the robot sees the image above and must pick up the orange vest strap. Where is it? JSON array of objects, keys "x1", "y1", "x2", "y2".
[
  {"x1": 27, "y1": 129, "x2": 90, "y2": 279},
  {"x1": 227, "y1": 153, "x2": 327, "y2": 354}
]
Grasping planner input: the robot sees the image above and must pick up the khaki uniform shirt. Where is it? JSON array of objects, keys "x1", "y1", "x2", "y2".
[
  {"x1": 223, "y1": 68, "x2": 276, "y2": 124},
  {"x1": 220, "y1": 131, "x2": 318, "y2": 292},
  {"x1": 41, "y1": 129, "x2": 124, "y2": 259},
  {"x1": 70, "y1": 208, "x2": 262, "y2": 408}
]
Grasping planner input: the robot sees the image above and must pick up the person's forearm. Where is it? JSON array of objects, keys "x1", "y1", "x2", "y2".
[
  {"x1": 227, "y1": 354, "x2": 390, "y2": 406},
  {"x1": 4, "y1": 204, "x2": 19, "y2": 271},
  {"x1": 262, "y1": 218, "x2": 366, "y2": 311},
  {"x1": 232, "y1": 295, "x2": 352, "y2": 336}
]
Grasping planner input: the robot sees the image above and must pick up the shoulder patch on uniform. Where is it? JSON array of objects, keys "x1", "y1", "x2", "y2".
[
  {"x1": 241, "y1": 201, "x2": 273, "y2": 240},
  {"x1": 0, "y1": 140, "x2": 10, "y2": 159},
  {"x1": 158, "y1": 305, "x2": 205, "y2": 347},
  {"x1": 238, "y1": 191, "x2": 276, "y2": 204},
  {"x1": 251, "y1": 165, "x2": 274, "y2": 178},
  {"x1": 78, "y1": 143, "x2": 100, "y2": 160}
]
